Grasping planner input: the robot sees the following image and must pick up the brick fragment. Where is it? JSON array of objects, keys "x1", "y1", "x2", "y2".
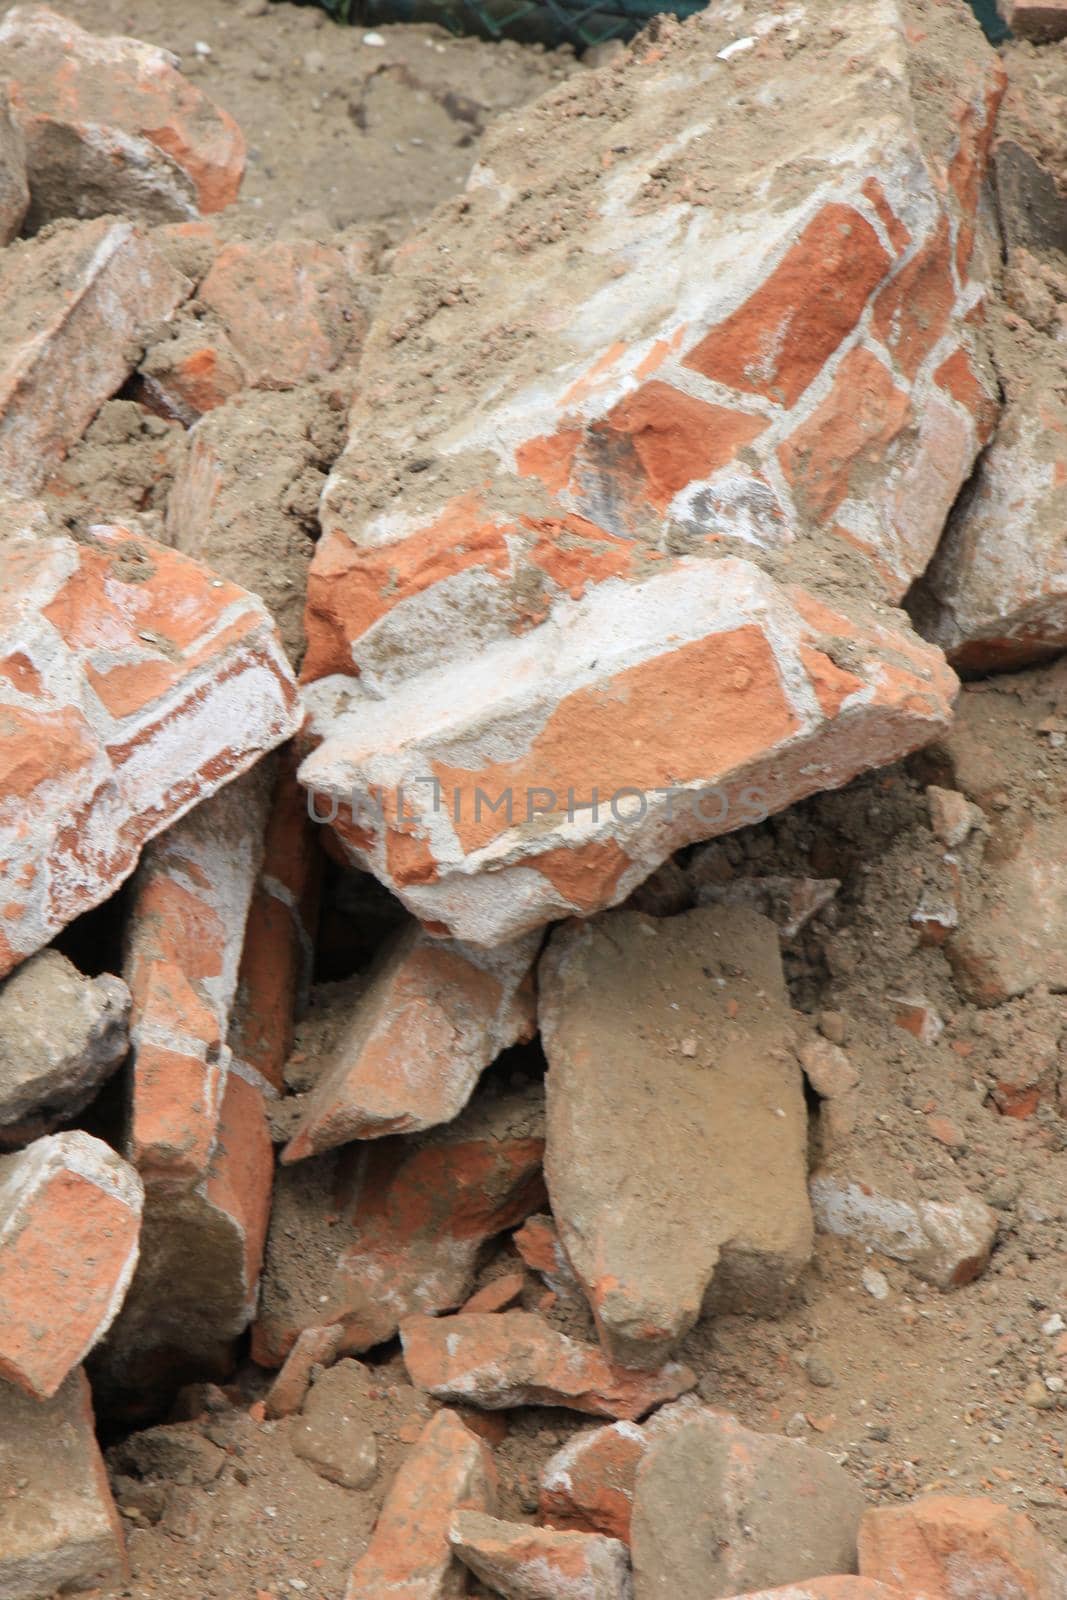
[
  {"x1": 631, "y1": 1411, "x2": 865, "y2": 1599},
  {"x1": 0, "y1": 5, "x2": 244, "y2": 221},
  {"x1": 264, "y1": 1323, "x2": 343, "y2": 1420},
  {"x1": 0, "y1": 1130, "x2": 143, "y2": 1398},
  {"x1": 539, "y1": 1398, "x2": 704, "y2": 1543},
  {"x1": 451, "y1": 1510, "x2": 632, "y2": 1599},
  {"x1": 919, "y1": 377, "x2": 1067, "y2": 671},
  {"x1": 0, "y1": 523, "x2": 299, "y2": 978},
  {"x1": 0, "y1": 1368, "x2": 127, "y2": 1599},
  {"x1": 254, "y1": 1078, "x2": 546, "y2": 1366},
  {"x1": 462, "y1": 1273, "x2": 526, "y2": 1314},
  {"x1": 0, "y1": 83, "x2": 27, "y2": 242},
  {"x1": 199, "y1": 240, "x2": 369, "y2": 389},
  {"x1": 541, "y1": 907, "x2": 811, "y2": 1368},
  {"x1": 283, "y1": 924, "x2": 537, "y2": 1161},
  {"x1": 301, "y1": 562, "x2": 957, "y2": 946},
  {"x1": 0, "y1": 949, "x2": 129, "y2": 1126},
  {"x1": 401, "y1": 1311, "x2": 695, "y2": 1422},
  {"x1": 0, "y1": 218, "x2": 188, "y2": 495},
  {"x1": 299, "y1": 0, "x2": 998, "y2": 940},
  {"x1": 998, "y1": 0, "x2": 1067, "y2": 39},
  {"x1": 228, "y1": 748, "x2": 321, "y2": 1095},
  {"x1": 344, "y1": 1409, "x2": 496, "y2": 1600},
  {"x1": 809, "y1": 1173, "x2": 996, "y2": 1290},
  {"x1": 859, "y1": 1493, "x2": 1067, "y2": 1597}
]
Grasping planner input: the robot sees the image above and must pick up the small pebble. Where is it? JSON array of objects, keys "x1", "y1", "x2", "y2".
[
  {"x1": 862, "y1": 1267, "x2": 890, "y2": 1301},
  {"x1": 363, "y1": 31, "x2": 386, "y2": 45},
  {"x1": 1043, "y1": 1314, "x2": 1065, "y2": 1336}
]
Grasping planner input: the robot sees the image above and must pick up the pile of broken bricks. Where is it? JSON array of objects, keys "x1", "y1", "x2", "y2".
[{"x1": 2, "y1": 0, "x2": 1067, "y2": 1596}]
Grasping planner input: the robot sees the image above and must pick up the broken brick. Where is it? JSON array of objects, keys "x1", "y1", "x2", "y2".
[
  {"x1": 264, "y1": 1323, "x2": 343, "y2": 1421},
  {"x1": 0, "y1": 218, "x2": 188, "y2": 495},
  {"x1": 631, "y1": 1411, "x2": 865, "y2": 1598},
  {"x1": 0, "y1": 1367, "x2": 127, "y2": 1598},
  {"x1": 539, "y1": 1398, "x2": 704, "y2": 1543},
  {"x1": 400, "y1": 1310, "x2": 696, "y2": 1422},
  {"x1": 809, "y1": 1172, "x2": 997, "y2": 1291},
  {"x1": 199, "y1": 239, "x2": 369, "y2": 389},
  {"x1": 541, "y1": 906, "x2": 811, "y2": 1369},
  {"x1": 299, "y1": 0, "x2": 998, "y2": 941},
  {"x1": 0, "y1": 523, "x2": 298, "y2": 979},
  {"x1": 344, "y1": 1408, "x2": 496, "y2": 1600},
  {"x1": 254, "y1": 1078, "x2": 546, "y2": 1367},
  {"x1": 0, "y1": 83, "x2": 27, "y2": 242},
  {"x1": 0, "y1": 1130, "x2": 143, "y2": 1398},
  {"x1": 450, "y1": 1510, "x2": 632, "y2": 1599},
  {"x1": 0, "y1": 5, "x2": 245, "y2": 222},
  {"x1": 858, "y1": 1494, "x2": 1067, "y2": 1597},
  {"x1": 282, "y1": 923, "x2": 537, "y2": 1161}
]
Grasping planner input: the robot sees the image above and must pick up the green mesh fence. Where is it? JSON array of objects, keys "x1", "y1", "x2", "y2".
[{"x1": 275, "y1": 0, "x2": 1008, "y2": 54}]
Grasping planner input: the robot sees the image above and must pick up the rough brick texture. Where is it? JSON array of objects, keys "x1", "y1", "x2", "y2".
[
  {"x1": 228, "y1": 748, "x2": 321, "y2": 1096},
  {"x1": 920, "y1": 374, "x2": 1067, "y2": 671},
  {"x1": 0, "y1": 218, "x2": 188, "y2": 495},
  {"x1": 95, "y1": 774, "x2": 275, "y2": 1415},
  {"x1": 0, "y1": 1130, "x2": 143, "y2": 1398},
  {"x1": 344, "y1": 1408, "x2": 496, "y2": 1600},
  {"x1": 298, "y1": 0, "x2": 1000, "y2": 943},
  {"x1": 401, "y1": 1311, "x2": 695, "y2": 1421},
  {"x1": 541, "y1": 906, "x2": 811, "y2": 1369},
  {"x1": 998, "y1": 0, "x2": 1067, "y2": 39},
  {"x1": 0, "y1": 521, "x2": 299, "y2": 979},
  {"x1": 859, "y1": 1494, "x2": 1067, "y2": 1598},
  {"x1": 0, "y1": 1368, "x2": 127, "y2": 1599},
  {"x1": 0, "y1": 5, "x2": 244, "y2": 223},
  {"x1": 282, "y1": 923, "x2": 537, "y2": 1161},
  {"x1": 0, "y1": 83, "x2": 27, "y2": 242},
  {"x1": 450, "y1": 1510, "x2": 633, "y2": 1600},
  {"x1": 254, "y1": 1079, "x2": 546, "y2": 1366}
]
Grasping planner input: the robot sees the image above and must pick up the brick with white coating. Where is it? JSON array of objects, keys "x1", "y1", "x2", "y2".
[
  {"x1": 0, "y1": 1130, "x2": 143, "y2": 1398},
  {"x1": 0, "y1": 522, "x2": 300, "y2": 980}
]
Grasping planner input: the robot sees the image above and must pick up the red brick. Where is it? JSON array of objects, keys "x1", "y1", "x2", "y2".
[
  {"x1": 859, "y1": 1494, "x2": 1067, "y2": 1597},
  {"x1": 401, "y1": 1311, "x2": 696, "y2": 1421},
  {"x1": 0, "y1": 1131, "x2": 143, "y2": 1398},
  {"x1": 344, "y1": 1410, "x2": 496, "y2": 1600},
  {"x1": 450, "y1": 1511, "x2": 631, "y2": 1598},
  {"x1": 0, "y1": 6, "x2": 245, "y2": 217},
  {"x1": 683, "y1": 204, "x2": 892, "y2": 406},
  {"x1": 282, "y1": 924, "x2": 537, "y2": 1161}
]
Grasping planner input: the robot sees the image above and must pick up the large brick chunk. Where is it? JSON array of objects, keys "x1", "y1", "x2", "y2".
[
  {"x1": 94, "y1": 776, "x2": 275, "y2": 1415},
  {"x1": 809, "y1": 1172, "x2": 997, "y2": 1290},
  {"x1": 450, "y1": 1511, "x2": 632, "y2": 1600},
  {"x1": 0, "y1": 522, "x2": 299, "y2": 979},
  {"x1": 0, "y1": 5, "x2": 244, "y2": 223},
  {"x1": 0, "y1": 218, "x2": 188, "y2": 495},
  {"x1": 541, "y1": 906, "x2": 811, "y2": 1369},
  {"x1": 919, "y1": 374, "x2": 1067, "y2": 672},
  {"x1": 344, "y1": 1409, "x2": 496, "y2": 1600},
  {"x1": 0, "y1": 1368, "x2": 127, "y2": 1599},
  {"x1": 401, "y1": 1311, "x2": 695, "y2": 1422},
  {"x1": 0, "y1": 1131, "x2": 143, "y2": 1398},
  {"x1": 301, "y1": 560, "x2": 956, "y2": 945},
  {"x1": 631, "y1": 1412, "x2": 865, "y2": 1600},
  {"x1": 858, "y1": 1494, "x2": 1067, "y2": 1597},
  {"x1": 0, "y1": 949, "x2": 129, "y2": 1127},
  {"x1": 299, "y1": 0, "x2": 999, "y2": 937},
  {"x1": 282, "y1": 923, "x2": 537, "y2": 1161},
  {"x1": 254, "y1": 1078, "x2": 546, "y2": 1366}
]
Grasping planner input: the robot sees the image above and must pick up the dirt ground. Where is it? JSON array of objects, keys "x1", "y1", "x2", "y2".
[{"x1": 21, "y1": 3, "x2": 1067, "y2": 1598}]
